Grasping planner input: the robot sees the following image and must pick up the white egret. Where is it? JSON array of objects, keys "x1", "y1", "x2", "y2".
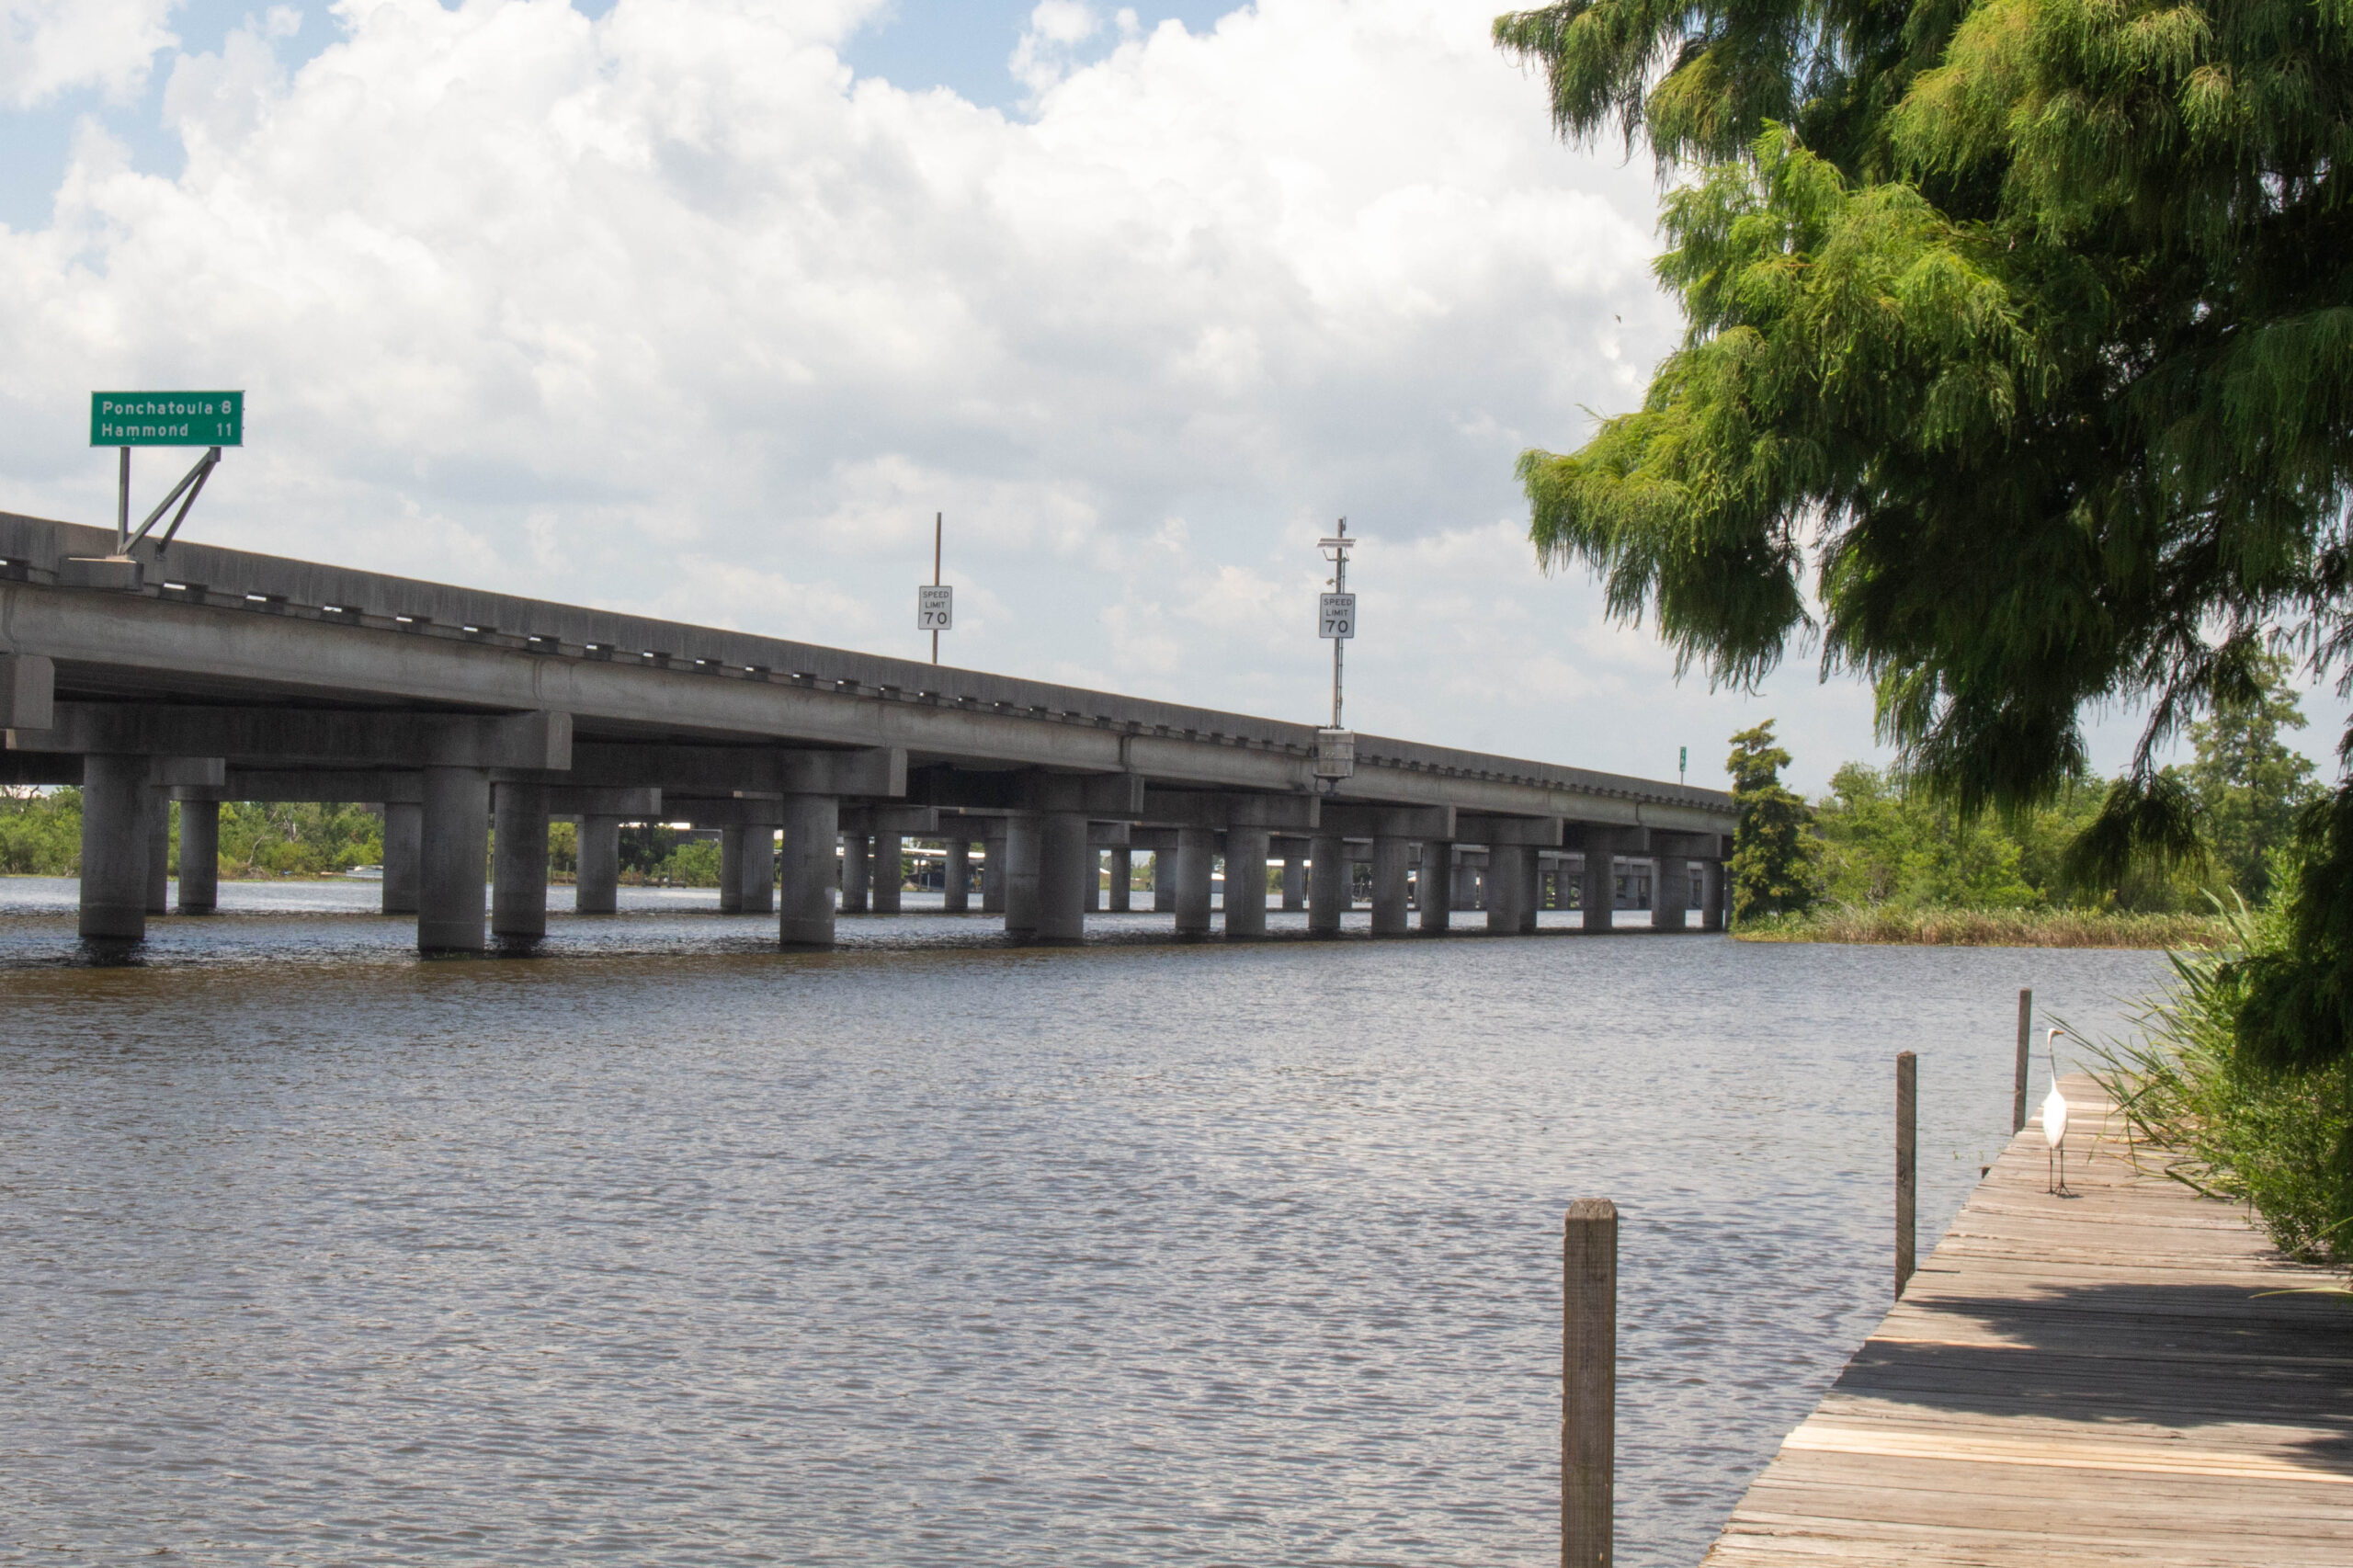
[{"x1": 2042, "y1": 1027, "x2": 2071, "y2": 1195}]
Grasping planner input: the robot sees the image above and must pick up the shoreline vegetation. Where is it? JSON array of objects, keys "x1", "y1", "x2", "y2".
[{"x1": 1735, "y1": 905, "x2": 2231, "y2": 950}]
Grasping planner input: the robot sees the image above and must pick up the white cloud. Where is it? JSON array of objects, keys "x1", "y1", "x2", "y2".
[
  {"x1": 0, "y1": 0, "x2": 177, "y2": 109},
  {"x1": 0, "y1": 0, "x2": 1890, "y2": 790}
]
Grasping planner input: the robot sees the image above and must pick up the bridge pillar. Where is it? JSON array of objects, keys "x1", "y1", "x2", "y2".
[
  {"x1": 982, "y1": 832, "x2": 1006, "y2": 914},
  {"x1": 1108, "y1": 847, "x2": 1131, "y2": 913},
  {"x1": 718, "y1": 827, "x2": 746, "y2": 915},
  {"x1": 1370, "y1": 836, "x2": 1412, "y2": 936},
  {"x1": 840, "y1": 833, "x2": 870, "y2": 913},
  {"x1": 779, "y1": 794, "x2": 838, "y2": 948},
  {"x1": 1654, "y1": 856, "x2": 1688, "y2": 932},
  {"x1": 1173, "y1": 826, "x2": 1215, "y2": 937},
  {"x1": 1036, "y1": 812, "x2": 1089, "y2": 944},
  {"x1": 144, "y1": 788, "x2": 171, "y2": 915},
  {"x1": 1152, "y1": 847, "x2": 1174, "y2": 913},
  {"x1": 419, "y1": 765, "x2": 490, "y2": 953},
  {"x1": 176, "y1": 797, "x2": 219, "y2": 914},
  {"x1": 1307, "y1": 833, "x2": 1345, "y2": 937},
  {"x1": 1084, "y1": 848, "x2": 1102, "y2": 913},
  {"x1": 1486, "y1": 844, "x2": 1526, "y2": 933},
  {"x1": 943, "y1": 836, "x2": 972, "y2": 912},
  {"x1": 1281, "y1": 846, "x2": 1305, "y2": 910},
  {"x1": 78, "y1": 753, "x2": 152, "y2": 942},
  {"x1": 382, "y1": 801, "x2": 422, "y2": 915},
  {"x1": 1417, "y1": 842, "x2": 1452, "y2": 932},
  {"x1": 492, "y1": 780, "x2": 550, "y2": 945},
  {"x1": 1002, "y1": 813, "x2": 1042, "y2": 939},
  {"x1": 576, "y1": 814, "x2": 620, "y2": 913},
  {"x1": 871, "y1": 833, "x2": 903, "y2": 914},
  {"x1": 1578, "y1": 833, "x2": 1624, "y2": 934},
  {"x1": 1224, "y1": 826, "x2": 1269, "y2": 937},
  {"x1": 1699, "y1": 859, "x2": 1726, "y2": 931},
  {"x1": 742, "y1": 824, "x2": 776, "y2": 915}
]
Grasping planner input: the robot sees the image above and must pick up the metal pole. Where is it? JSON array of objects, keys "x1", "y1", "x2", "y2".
[
  {"x1": 1330, "y1": 522, "x2": 1347, "y2": 729},
  {"x1": 931, "y1": 511, "x2": 942, "y2": 666},
  {"x1": 2013, "y1": 988, "x2": 2032, "y2": 1133},
  {"x1": 1563, "y1": 1199, "x2": 1616, "y2": 1568},
  {"x1": 1896, "y1": 1051, "x2": 1917, "y2": 1299},
  {"x1": 117, "y1": 447, "x2": 130, "y2": 554}
]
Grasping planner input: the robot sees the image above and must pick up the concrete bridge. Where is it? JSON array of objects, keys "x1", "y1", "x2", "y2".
[{"x1": 0, "y1": 513, "x2": 1738, "y2": 951}]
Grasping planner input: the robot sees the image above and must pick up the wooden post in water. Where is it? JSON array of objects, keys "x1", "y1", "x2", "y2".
[
  {"x1": 2013, "y1": 987, "x2": 2033, "y2": 1133},
  {"x1": 1563, "y1": 1199, "x2": 1616, "y2": 1568},
  {"x1": 1896, "y1": 1051, "x2": 1917, "y2": 1299}
]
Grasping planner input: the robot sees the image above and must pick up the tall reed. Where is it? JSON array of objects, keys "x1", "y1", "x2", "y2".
[{"x1": 2086, "y1": 900, "x2": 2353, "y2": 1271}]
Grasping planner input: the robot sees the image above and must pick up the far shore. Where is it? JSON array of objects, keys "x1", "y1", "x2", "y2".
[{"x1": 1735, "y1": 905, "x2": 2229, "y2": 950}]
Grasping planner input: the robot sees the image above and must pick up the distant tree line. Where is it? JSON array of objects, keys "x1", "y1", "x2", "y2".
[{"x1": 1729, "y1": 653, "x2": 2322, "y2": 923}]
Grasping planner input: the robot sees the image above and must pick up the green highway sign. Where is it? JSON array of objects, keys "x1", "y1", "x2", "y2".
[{"x1": 91, "y1": 391, "x2": 243, "y2": 447}]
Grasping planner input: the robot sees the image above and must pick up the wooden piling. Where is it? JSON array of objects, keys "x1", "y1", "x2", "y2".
[
  {"x1": 1895, "y1": 1051, "x2": 1916, "y2": 1299},
  {"x1": 1563, "y1": 1199, "x2": 1616, "y2": 1568},
  {"x1": 2012, "y1": 987, "x2": 2032, "y2": 1133}
]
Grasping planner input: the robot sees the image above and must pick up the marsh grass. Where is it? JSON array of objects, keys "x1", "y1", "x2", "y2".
[
  {"x1": 1733, "y1": 904, "x2": 2230, "y2": 949},
  {"x1": 2084, "y1": 901, "x2": 2353, "y2": 1272}
]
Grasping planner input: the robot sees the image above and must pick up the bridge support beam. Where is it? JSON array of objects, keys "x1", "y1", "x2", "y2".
[
  {"x1": 143, "y1": 788, "x2": 170, "y2": 915},
  {"x1": 177, "y1": 799, "x2": 219, "y2": 914},
  {"x1": 1654, "y1": 856, "x2": 1688, "y2": 933},
  {"x1": 1486, "y1": 844, "x2": 1535, "y2": 934},
  {"x1": 383, "y1": 801, "x2": 421, "y2": 915},
  {"x1": 741, "y1": 824, "x2": 775, "y2": 915},
  {"x1": 983, "y1": 832, "x2": 1006, "y2": 914},
  {"x1": 1578, "y1": 832, "x2": 1626, "y2": 934},
  {"x1": 719, "y1": 827, "x2": 746, "y2": 914},
  {"x1": 1370, "y1": 837, "x2": 1412, "y2": 936},
  {"x1": 1083, "y1": 848, "x2": 1101, "y2": 912},
  {"x1": 420, "y1": 766, "x2": 490, "y2": 953},
  {"x1": 1036, "y1": 812, "x2": 1088, "y2": 944},
  {"x1": 778, "y1": 794, "x2": 839, "y2": 948},
  {"x1": 1281, "y1": 847, "x2": 1305, "y2": 910},
  {"x1": 78, "y1": 754, "x2": 151, "y2": 942},
  {"x1": 943, "y1": 836, "x2": 971, "y2": 912},
  {"x1": 1417, "y1": 842, "x2": 1452, "y2": 933},
  {"x1": 1173, "y1": 827, "x2": 1215, "y2": 937},
  {"x1": 1108, "y1": 846, "x2": 1131, "y2": 913},
  {"x1": 1223, "y1": 826, "x2": 1269, "y2": 937},
  {"x1": 840, "y1": 834, "x2": 870, "y2": 914},
  {"x1": 1002, "y1": 814, "x2": 1042, "y2": 939},
  {"x1": 576, "y1": 814, "x2": 620, "y2": 913},
  {"x1": 1307, "y1": 833, "x2": 1345, "y2": 937},
  {"x1": 1699, "y1": 859, "x2": 1725, "y2": 931},
  {"x1": 871, "y1": 833, "x2": 902, "y2": 914},
  {"x1": 492, "y1": 780, "x2": 550, "y2": 946}
]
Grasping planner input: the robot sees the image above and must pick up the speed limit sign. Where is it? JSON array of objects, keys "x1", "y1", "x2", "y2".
[
  {"x1": 1318, "y1": 592, "x2": 1356, "y2": 640},
  {"x1": 917, "y1": 584, "x2": 953, "y2": 631}
]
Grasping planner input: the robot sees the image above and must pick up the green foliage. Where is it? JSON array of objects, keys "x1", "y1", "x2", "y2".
[
  {"x1": 216, "y1": 802, "x2": 382, "y2": 878},
  {"x1": 1727, "y1": 721, "x2": 1818, "y2": 919},
  {"x1": 0, "y1": 787, "x2": 82, "y2": 874},
  {"x1": 665, "y1": 838, "x2": 722, "y2": 888},
  {"x1": 1495, "y1": 0, "x2": 2353, "y2": 821},
  {"x1": 2184, "y1": 651, "x2": 2321, "y2": 903},
  {"x1": 2091, "y1": 890, "x2": 2353, "y2": 1272},
  {"x1": 1500, "y1": 0, "x2": 2353, "y2": 1059}
]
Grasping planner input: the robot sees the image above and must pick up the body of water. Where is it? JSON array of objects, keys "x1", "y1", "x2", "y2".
[{"x1": 0, "y1": 879, "x2": 2175, "y2": 1564}]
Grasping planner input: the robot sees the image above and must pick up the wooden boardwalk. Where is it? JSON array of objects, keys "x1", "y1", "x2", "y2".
[{"x1": 1701, "y1": 1074, "x2": 2353, "y2": 1566}]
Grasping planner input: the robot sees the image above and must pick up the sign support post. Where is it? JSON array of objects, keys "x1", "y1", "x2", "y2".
[
  {"x1": 1314, "y1": 520, "x2": 1359, "y2": 785},
  {"x1": 916, "y1": 513, "x2": 953, "y2": 663}
]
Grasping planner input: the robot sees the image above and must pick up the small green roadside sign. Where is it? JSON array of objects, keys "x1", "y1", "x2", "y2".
[{"x1": 90, "y1": 392, "x2": 243, "y2": 448}]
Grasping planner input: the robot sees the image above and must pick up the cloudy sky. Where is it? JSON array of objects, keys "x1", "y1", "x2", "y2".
[{"x1": 0, "y1": 0, "x2": 2337, "y2": 790}]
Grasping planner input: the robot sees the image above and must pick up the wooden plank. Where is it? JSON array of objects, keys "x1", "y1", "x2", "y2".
[{"x1": 1697, "y1": 1074, "x2": 2353, "y2": 1566}]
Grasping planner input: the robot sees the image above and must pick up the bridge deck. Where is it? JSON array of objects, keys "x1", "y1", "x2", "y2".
[{"x1": 1702, "y1": 1074, "x2": 2353, "y2": 1567}]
